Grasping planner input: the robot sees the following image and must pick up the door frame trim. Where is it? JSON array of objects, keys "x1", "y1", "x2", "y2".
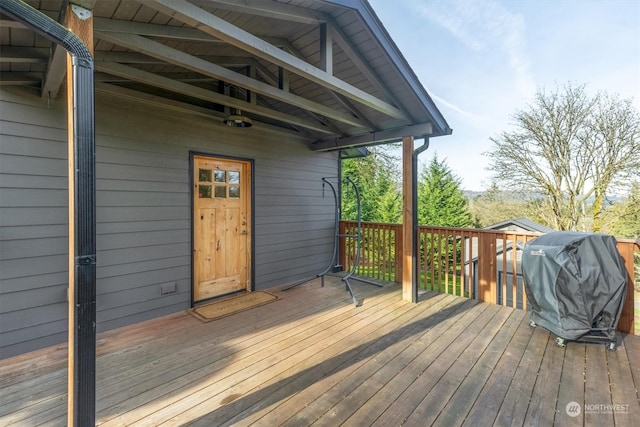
[{"x1": 189, "y1": 151, "x2": 255, "y2": 307}]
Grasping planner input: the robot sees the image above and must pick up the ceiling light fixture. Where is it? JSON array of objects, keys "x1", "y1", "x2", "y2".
[{"x1": 223, "y1": 110, "x2": 253, "y2": 128}]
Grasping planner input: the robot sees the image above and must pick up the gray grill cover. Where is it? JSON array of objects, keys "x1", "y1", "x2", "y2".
[{"x1": 522, "y1": 232, "x2": 627, "y2": 340}]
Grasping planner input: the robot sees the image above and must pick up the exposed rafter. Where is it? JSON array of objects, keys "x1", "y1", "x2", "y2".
[
  {"x1": 96, "y1": 61, "x2": 334, "y2": 135},
  {"x1": 267, "y1": 30, "x2": 376, "y2": 133},
  {"x1": 95, "y1": 30, "x2": 365, "y2": 128},
  {"x1": 96, "y1": 82, "x2": 307, "y2": 137},
  {"x1": 94, "y1": 17, "x2": 220, "y2": 42},
  {"x1": 1, "y1": 0, "x2": 450, "y2": 143},
  {"x1": 94, "y1": 17, "x2": 293, "y2": 48},
  {"x1": 0, "y1": 72, "x2": 41, "y2": 85},
  {"x1": 41, "y1": 43, "x2": 67, "y2": 100},
  {"x1": 0, "y1": 46, "x2": 48, "y2": 62},
  {"x1": 141, "y1": 0, "x2": 409, "y2": 122},
  {"x1": 95, "y1": 51, "x2": 252, "y2": 67},
  {"x1": 201, "y1": 0, "x2": 327, "y2": 25},
  {"x1": 252, "y1": 59, "x2": 346, "y2": 136}
]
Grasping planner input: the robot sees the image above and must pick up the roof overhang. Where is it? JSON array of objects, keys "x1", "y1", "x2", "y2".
[{"x1": 0, "y1": 0, "x2": 451, "y2": 149}]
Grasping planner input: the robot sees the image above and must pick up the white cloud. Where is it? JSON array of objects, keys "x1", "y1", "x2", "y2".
[
  {"x1": 428, "y1": 91, "x2": 489, "y2": 127},
  {"x1": 411, "y1": 0, "x2": 535, "y2": 99}
]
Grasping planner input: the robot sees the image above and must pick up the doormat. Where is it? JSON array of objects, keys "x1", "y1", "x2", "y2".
[{"x1": 189, "y1": 291, "x2": 279, "y2": 322}]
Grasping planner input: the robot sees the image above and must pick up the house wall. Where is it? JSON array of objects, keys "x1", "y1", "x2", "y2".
[{"x1": 0, "y1": 86, "x2": 337, "y2": 358}]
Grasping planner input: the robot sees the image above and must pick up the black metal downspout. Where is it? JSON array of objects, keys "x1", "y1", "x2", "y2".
[
  {"x1": 412, "y1": 138, "x2": 430, "y2": 302},
  {"x1": 0, "y1": 1, "x2": 96, "y2": 425}
]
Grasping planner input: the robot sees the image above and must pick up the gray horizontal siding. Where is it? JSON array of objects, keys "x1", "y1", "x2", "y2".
[
  {"x1": 0, "y1": 207, "x2": 68, "y2": 227},
  {"x1": 1, "y1": 257, "x2": 67, "y2": 284},
  {"x1": 0, "y1": 302, "x2": 67, "y2": 336},
  {"x1": 1, "y1": 86, "x2": 337, "y2": 358}
]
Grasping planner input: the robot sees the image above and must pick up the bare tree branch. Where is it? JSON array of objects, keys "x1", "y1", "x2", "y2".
[{"x1": 485, "y1": 83, "x2": 640, "y2": 231}]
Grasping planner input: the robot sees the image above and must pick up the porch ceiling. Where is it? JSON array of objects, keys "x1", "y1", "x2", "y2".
[{"x1": 0, "y1": 0, "x2": 452, "y2": 149}]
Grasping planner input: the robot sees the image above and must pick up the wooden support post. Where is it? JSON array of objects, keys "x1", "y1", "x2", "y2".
[
  {"x1": 476, "y1": 234, "x2": 496, "y2": 303},
  {"x1": 402, "y1": 136, "x2": 414, "y2": 302},
  {"x1": 617, "y1": 241, "x2": 637, "y2": 334},
  {"x1": 319, "y1": 23, "x2": 333, "y2": 75},
  {"x1": 66, "y1": 3, "x2": 94, "y2": 426}
]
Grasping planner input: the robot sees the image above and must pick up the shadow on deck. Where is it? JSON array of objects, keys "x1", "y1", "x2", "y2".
[{"x1": 1, "y1": 277, "x2": 639, "y2": 426}]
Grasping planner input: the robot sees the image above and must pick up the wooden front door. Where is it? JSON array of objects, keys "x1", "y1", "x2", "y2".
[{"x1": 193, "y1": 155, "x2": 251, "y2": 302}]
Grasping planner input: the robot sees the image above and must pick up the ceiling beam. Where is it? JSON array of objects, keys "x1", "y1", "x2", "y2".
[
  {"x1": 275, "y1": 31, "x2": 376, "y2": 133},
  {"x1": 95, "y1": 51, "x2": 252, "y2": 67},
  {"x1": 95, "y1": 82, "x2": 306, "y2": 138},
  {"x1": 0, "y1": 46, "x2": 48, "y2": 62},
  {"x1": 141, "y1": 0, "x2": 409, "y2": 121},
  {"x1": 200, "y1": 0, "x2": 326, "y2": 25},
  {"x1": 39, "y1": 3, "x2": 68, "y2": 100},
  {"x1": 95, "y1": 30, "x2": 365, "y2": 128},
  {"x1": 311, "y1": 122, "x2": 433, "y2": 151},
  {"x1": 95, "y1": 17, "x2": 293, "y2": 49},
  {"x1": 94, "y1": 17, "x2": 218, "y2": 42},
  {"x1": 41, "y1": 42, "x2": 67, "y2": 99},
  {"x1": 0, "y1": 10, "x2": 57, "y2": 28},
  {"x1": 0, "y1": 72, "x2": 41, "y2": 85},
  {"x1": 95, "y1": 61, "x2": 335, "y2": 135},
  {"x1": 251, "y1": 59, "x2": 346, "y2": 136}
]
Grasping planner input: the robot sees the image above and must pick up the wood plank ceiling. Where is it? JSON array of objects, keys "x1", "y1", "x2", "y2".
[{"x1": 0, "y1": 0, "x2": 451, "y2": 150}]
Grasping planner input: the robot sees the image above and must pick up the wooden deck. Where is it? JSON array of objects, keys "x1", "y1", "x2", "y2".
[{"x1": 1, "y1": 278, "x2": 639, "y2": 426}]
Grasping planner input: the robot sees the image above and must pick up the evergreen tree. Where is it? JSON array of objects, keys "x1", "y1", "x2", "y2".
[
  {"x1": 341, "y1": 146, "x2": 401, "y2": 223},
  {"x1": 602, "y1": 182, "x2": 640, "y2": 239},
  {"x1": 417, "y1": 154, "x2": 473, "y2": 227}
]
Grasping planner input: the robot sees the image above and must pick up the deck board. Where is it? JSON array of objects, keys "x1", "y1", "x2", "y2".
[
  {"x1": 0, "y1": 277, "x2": 638, "y2": 426},
  {"x1": 524, "y1": 330, "x2": 566, "y2": 426},
  {"x1": 461, "y1": 312, "x2": 536, "y2": 426},
  {"x1": 555, "y1": 342, "x2": 586, "y2": 426},
  {"x1": 432, "y1": 309, "x2": 526, "y2": 427},
  {"x1": 584, "y1": 344, "x2": 615, "y2": 426},
  {"x1": 217, "y1": 293, "x2": 455, "y2": 427}
]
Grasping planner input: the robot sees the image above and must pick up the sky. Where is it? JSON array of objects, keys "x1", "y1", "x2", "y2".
[{"x1": 368, "y1": 0, "x2": 640, "y2": 191}]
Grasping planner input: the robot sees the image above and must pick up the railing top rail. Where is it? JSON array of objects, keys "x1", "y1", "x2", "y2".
[
  {"x1": 340, "y1": 220, "x2": 402, "y2": 227},
  {"x1": 417, "y1": 226, "x2": 544, "y2": 238},
  {"x1": 616, "y1": 238, "x2": 640, "y2": 248},
  {"x1": 340, "y1": 221, "x2": 640, "y2": 246}
]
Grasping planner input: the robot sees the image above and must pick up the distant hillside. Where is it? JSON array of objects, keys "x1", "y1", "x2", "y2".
[{"x1": 463, "y1": 190, "x2": 624, "y2": 203}]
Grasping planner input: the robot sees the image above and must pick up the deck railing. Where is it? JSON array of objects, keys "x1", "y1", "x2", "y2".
[{"x1": 339, "y1": 220, "x2": 639, "y2": 334}]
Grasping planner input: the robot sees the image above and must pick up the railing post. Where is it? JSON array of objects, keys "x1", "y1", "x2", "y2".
[
  {"x1": 477, "y1": 234, "x2": 496, "y2": 303},
  {"x1": 395, "y1": 225, "x2": 403, "y2": 283},
  {"x1": 617, "y1": 241, "x2": 638, "y2": 334},
  {"x1": 339, "y1": 220, "x2": 346, "y2": 271}
]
